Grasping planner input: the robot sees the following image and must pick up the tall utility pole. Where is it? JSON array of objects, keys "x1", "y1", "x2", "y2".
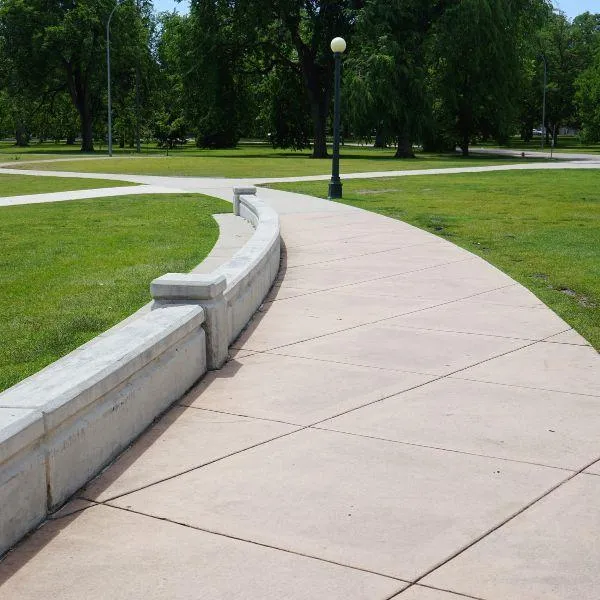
[
  {"x1": 541, "y1": 54, "x2": 547, "y2": 153},
  {"x1": 135, "y1": 0, "x2": 141, "y2": 153},
  {"x1": 106, "y1": 0, "x2": 122, "y2": 157}
]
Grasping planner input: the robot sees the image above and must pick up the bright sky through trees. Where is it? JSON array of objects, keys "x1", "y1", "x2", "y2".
[
  {"x1": 553, "y1": 1, "x2": 598, "y2": 19},
  {"x1": 153, "y1": 0, "x2": 188, "y2": 14}
]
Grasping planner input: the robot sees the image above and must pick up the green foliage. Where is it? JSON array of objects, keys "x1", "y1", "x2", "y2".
[
  {"x1": 153, "y1": 113, "x2": 187, "y2": 148},
  {"x1": 238, "y1": 0, "x2": 362, "y2": 157},
  {"x1": 346, "y1": 0, "x2": 455, "y2": 156},
  {"x1": 576, "y1": 53, "x2": 600, "y2": 142},
  {"x1": 0, "y1": 0, "x2": 157, "y2": 151},
  {"x1": 0, "y1": 0, "x2": 598, "y2": 155},
  {"x1": 182, "y1": 0, "x2": 245, "y2": 148},
  {"x1": 259, "y1": 65, "x2": 312, "y2": 150},
  {"x1": 430, "y1": 0, "x2": 548, "y2": 155},
  {"x1": 0, "y1": 0, "x2": 110, "y2": 150},
  {"x1": 574, "y1": 14, "x2": 600, "y2": 141}
]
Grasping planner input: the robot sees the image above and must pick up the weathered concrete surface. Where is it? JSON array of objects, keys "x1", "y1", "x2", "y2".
[
  {"x1": 0, "y1": 506, "x2": 403, "y2": 600},
  {"x1": 0, "y1": 410, "x2": 46, "y2": 555},
  {"x1": 0, "y1": 187, "x2": 277, "y2": 553},
  {"x1": 423, "y1": 474, "x2": 600, "y2": 600},
  {"x1": 0, "y1": 304, "x2": 207, "y2": 553},
  {"x1": 1, "y1": 165, "x2": 599, "y2": 599}
]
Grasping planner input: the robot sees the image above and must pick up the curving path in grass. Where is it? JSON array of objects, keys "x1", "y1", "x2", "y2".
[{"x1": 0, "y1": 155, "x2": 599, "y2": 600}]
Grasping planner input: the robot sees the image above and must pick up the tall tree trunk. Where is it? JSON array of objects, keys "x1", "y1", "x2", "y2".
[
  {"x1": 395, "y1": 127, "x2": 415, "y2": 158},
  {"x1": 15, "y1": 122, "x2": 29, "y2": 147},
  {"x1": 458, "y1": 104, "x2": 471, "y2": 157},
  {"x1": 374, "y1": 127, "x2": 386, "y2": 148},
  {"x1": 79, "y1": 103, "x2": 94, "y2": 152},
  {"x1": 293, "y1": 33, "x2": 331, "y2": 159},
  {"x1": 460, "y1": 132, "x2": 469, "y2": 157},
  {"x1": 310, "y1": 97, "x2": 329, "y2": 158},
  {"x1": 66, "y1": 64, "x2": 94, "y2": 152}
]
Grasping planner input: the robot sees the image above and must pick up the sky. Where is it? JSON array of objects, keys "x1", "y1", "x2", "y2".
[
  {"x1": 152, "y1": 0, "x2": 596, "y2": 21},
  {"x1": 553, "y1": 0, "x2": 599, "y2": 19},
  {"x1": 153, "y1": 0, "x2": 188, "y2": 15}
]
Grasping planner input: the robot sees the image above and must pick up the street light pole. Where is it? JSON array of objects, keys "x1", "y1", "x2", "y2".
[
  {"x1": 328, "y1": 37, "x2": 346, "y2": 200},
  {"x1": 541, "y1": 54, "x2": 547, "y2": 153},
  {"x1": 106, "y1": 1, "x2": 121, "y2": 157}
]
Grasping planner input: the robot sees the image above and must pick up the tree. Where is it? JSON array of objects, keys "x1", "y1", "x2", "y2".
[
  {"x1": 153, "y1": 11, "x2": 187, "y2": 144},
  {"x1": 533, "y1": 10, "x2": 600, "y2": 146},
  {"x1": 0, "y1": 0, "x2": 150, "y2": 152},
  {"x1": 346, "y1": 0, "x2": 458, "y2": 158},
  {"x1": 574, "y1": 13, "x2": 600, "y2": 141},
  {"x1": 238, "y1": 0, "x2": 363, "y2": 158},
  {"x1": 182, "y1": 0, "x2": 248, "y2": 148},
  {"x1": 258, "y1": 64, "x2": 312, "y2": 150},
  {"x1": 430, "y1": 0, "x2": 550, "y2": 156},
  {"x1": 111, "y1": 0, "x2": 155, "y2": 149}
]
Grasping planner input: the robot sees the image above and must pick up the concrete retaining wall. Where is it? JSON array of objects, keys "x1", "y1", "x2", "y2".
[
  {"x1": 152, "y1": 188, "x2": 281, "y2": 368},
  {"x1": 0, "y1": 188, "x2": 280, "y2": 556}
]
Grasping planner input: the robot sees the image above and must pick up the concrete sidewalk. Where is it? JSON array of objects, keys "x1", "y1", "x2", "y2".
[{"x1": 1, "y1": 185, "x2": 599, "y2": 600}]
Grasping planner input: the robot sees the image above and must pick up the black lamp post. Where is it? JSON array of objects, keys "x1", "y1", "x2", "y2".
[{"x1": 328, "y1": 37, "x2": 346, "y2": 200}]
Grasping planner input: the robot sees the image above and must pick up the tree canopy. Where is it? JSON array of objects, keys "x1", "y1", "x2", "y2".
[{"x1": 0, "y1": 0, "x2": 598, "y2": 155}]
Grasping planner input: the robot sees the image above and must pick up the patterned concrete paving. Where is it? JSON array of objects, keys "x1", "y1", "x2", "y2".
[{"x1": 0, "y1": 161, "x2": 599, "y2": 599}]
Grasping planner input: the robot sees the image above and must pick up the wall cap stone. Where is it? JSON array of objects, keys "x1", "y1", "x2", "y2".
[{"x1": 151, "y1": 273, "x2": 227, "y2": 300}]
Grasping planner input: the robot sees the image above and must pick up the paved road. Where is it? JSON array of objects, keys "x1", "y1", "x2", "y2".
[{"x1": 0, "y1": 161, "x2": 599, "y2": 599}]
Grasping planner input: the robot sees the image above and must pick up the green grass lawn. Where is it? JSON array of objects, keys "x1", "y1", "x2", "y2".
[
  {"x1": 271, "y1": 170, "x2": 600, "y2": 350},
  {"x1": 7, "y1": 143, "x2": 550, "y2": 178},
  {"x1": 0, "y1": 173, "x2": 136, "y2": 197},
  {"x1": 0, "y1": 193, "x2": 230, "y2": 392}
]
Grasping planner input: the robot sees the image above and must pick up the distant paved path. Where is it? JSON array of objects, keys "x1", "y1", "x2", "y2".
[
  {"x1": 1, "y1": 157, "x2": 600, "y2": 207},
  {"x1": 469, "y1": 146, "x2": 600, "y2": 162},
  {"x1": 1, "y1": 160, "x2": 599, "y2": 600},
  {"x1": 0, "y1": 184, "x2": 188, "y2": 207}
]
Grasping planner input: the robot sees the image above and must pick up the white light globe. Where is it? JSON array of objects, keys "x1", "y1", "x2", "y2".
[{"x1": 330, "y1": 37, "x2": 346, "y2": 54}]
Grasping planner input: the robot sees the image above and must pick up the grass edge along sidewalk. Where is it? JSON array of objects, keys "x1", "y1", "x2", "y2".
[
  {"x1": 0, "y1": 193, "x2": 230, "y2": 392},
  {"x1": 269, "y1": 169, "x2": 600, "y2": 351}
]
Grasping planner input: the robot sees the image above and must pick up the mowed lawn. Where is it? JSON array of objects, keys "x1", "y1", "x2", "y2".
[
  {"x1": 272, "y1": 169, "x2": 600, "y2": 350},
  {"x1": 0, "y1": 173, "x2": 136, "y2": 197},
  {"x1": 0, "y1": 193, "x2": 230, "y2": 392},
  {"x1": 9, "y1": 144, "x2": 548, "y2": 178}
]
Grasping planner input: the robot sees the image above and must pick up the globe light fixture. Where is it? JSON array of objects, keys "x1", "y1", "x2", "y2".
[
  {"x1": 328, "y1": 37, "x2": 346, "y2": 200},
  {"x1": 330, "y1": 37, "x2": 347, "y2": 54}
]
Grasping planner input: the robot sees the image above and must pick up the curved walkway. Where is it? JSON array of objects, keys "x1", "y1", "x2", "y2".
[{"x1": 0, "y1": 161, "x2": 599, "y2": 600}]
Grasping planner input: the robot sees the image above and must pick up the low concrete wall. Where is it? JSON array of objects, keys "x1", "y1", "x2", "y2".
[
  {"x1": 152, "y1": 188, "x2": 281, "y2": 368},
  {"x1": 0, "y1": 305, "x2": 206, "y2": 554},
  {"x1": 0, "y1": 188, "x2": 280, "y2": 556}
]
